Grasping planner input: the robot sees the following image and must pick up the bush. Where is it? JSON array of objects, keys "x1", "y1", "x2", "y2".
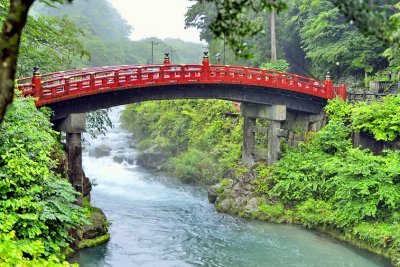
[
  {"x1": 296, "y1": 199, "x2": 336, "y2": 227},
  {"x1": 352, "y1": 95, "x2": 400, "y2": 141},
  {"x1": 260, "y1": 59, "x2": 290, "y2": 72},
  {"x1": 0, "y1": 96, "x2": 83, "y2": 265},
  {"x1": 169, "y1": 149, "x2": 223, "y2": 184},
  {"x1": 121, "y1": 99, "x2": 242, "y2": 184}
]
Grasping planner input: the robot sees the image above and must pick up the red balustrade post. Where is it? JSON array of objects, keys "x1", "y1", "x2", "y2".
[
  {"x1": 339, "y1": 82, "x2": 347, "y2": 101},
  {"x1": 89, "y1": 72, "x2": 95, "y2": 90},
  {"x1": 164, "y1": 53, "x2": 171, "y2": 65},
  {"x1": 325, "y1": 72, "x2": 333, "y2": 99},
  {"x1": 201, "y1": 51, "x2": 210, "y2": 79},
  {"x1": 114, "y1": 69, "x2": 119, "y2": 86},
  {"x1": 31, "y1": 66, "x2": 42, "y2": 98},
  {"x1": 64, "y1": 77, "x2": 70, "y2": 94}
]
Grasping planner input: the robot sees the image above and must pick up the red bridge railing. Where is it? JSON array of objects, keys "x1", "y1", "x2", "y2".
[{"x1": 18, "y1": 54, "x2": 347, "y2": 107}]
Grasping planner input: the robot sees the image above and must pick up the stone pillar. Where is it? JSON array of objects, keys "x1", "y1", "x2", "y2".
[
  {"x1": 241, "y1": 103, "x2": 286, "y2": 165},
  {"x1": 268, "y1": 120, "x2": 281, "y2": 164},
  {"x1": 266, "y1": 105, "x2": 286, "y2": 164},
  {"x1": 242, "y1": 115, "x2": 256, "y2": 163},
  {"x1": 58, "y1": 113, "x2": 86, "y2": 205},
  {"x1": 67, "y1": 133, "x2": 83, "y2": 193}
]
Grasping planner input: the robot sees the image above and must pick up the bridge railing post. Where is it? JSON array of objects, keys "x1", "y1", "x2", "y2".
[
  {"x1": 202, "y1": 52, "x2": 210, "y2": 79},
  {"x1": 64, "y1": 76, "x2": 70, "y2": 94},
  {"x1": 325, "y1": 72, "x2": 333, "y2": 99},
  {"x1": 113, "y1": 69, "x2": 119, "y2": 86},
  {"x1": 89, "y1": 72, "x2": 95, "y2": 90},
  {"x1": 339, "y1": 82, "x2": 347, "y2": 101},
  {"x1": 32, "y1": 66, "x2": 42, "y2": 98},
  {"x1": 164, "y1": 53, "x2": 170, "y2": 65}
]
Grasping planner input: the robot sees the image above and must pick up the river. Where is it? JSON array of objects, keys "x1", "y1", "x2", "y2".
[{"x1": 74, "y1": 107, "x2": 390, "y2": 267}]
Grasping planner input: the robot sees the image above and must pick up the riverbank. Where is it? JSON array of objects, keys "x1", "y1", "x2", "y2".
[
  {"x1": 75, "y1": 138, "x2": 390, "y2": 266},
  {"x1": 119, "y1": 97, "x2": 400, "y2": 266},
  {"x1": 208, "y1": 162, "x2": 400, "y2": 266}
]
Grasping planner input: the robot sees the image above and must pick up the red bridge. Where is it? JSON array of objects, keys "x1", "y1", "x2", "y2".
[{"x1": 18, "y1": 53, "x2": 346, "y2": 121}]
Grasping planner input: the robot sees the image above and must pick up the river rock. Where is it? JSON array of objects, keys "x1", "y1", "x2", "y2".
[
  {"x1": 113, "y1": 154, "x2": 124, "y2": 164},
  {"x1": 243, "y1": 197, "x2": 261, "y2": 214},
  {"x1": 82, "y1": 205, "x2": 108, "y2": 239},
  {"x1": 89, "y1": 144, "x2": 112, "y2": 158},
  {"x1": 82, "y1": 170, "x2": 92, "y2": 199},
  {"x1": 123, "y1": 153, "x2": 135, "y2": 165},
  {"x1": 135, "y1": 146, "x2": 167, "y2": 169},
  {"x1": 209, "y1": 166, "x2": 259, "y2": 216},
  {"x1": 208, "y1": 184, "x2": 222, "y2": 203}
]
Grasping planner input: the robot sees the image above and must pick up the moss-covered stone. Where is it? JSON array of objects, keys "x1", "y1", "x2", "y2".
[
  {"x1": 77, "y1": 233, "x2": 110, "y2": 250},
  {"x1": 77, "y1": 199, "x2": 110, "y2": 249}
]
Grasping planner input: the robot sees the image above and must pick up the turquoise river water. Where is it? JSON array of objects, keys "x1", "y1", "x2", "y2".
[{"x1": 72, "y1": 108, "x2": 390, "y2": 267}]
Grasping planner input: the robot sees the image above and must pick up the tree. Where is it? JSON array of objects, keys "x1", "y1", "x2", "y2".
[
  {"x1": 0, "y1": 0, "x2": 72, "y2": 123},
  {"x1": 0, "y1": 0, "x2": 399, "y2": 123}
]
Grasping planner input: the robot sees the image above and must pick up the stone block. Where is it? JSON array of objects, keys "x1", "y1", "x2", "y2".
[
  {"x1": 58, "y1": 113, "x2": 86, "y2": 133},
  {"x1": 240, "y1": 103, "x2": 286, "y2": 121}
]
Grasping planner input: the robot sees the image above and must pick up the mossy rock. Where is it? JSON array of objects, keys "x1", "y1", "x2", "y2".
[
  {"x1": 89, "y1": 144, "x2": 112, "y2": 158},
  {"x1": 113, "y1": 154, "x2": 124, "y2": 164},
  {"x1": 82, "y1": 205, "x2": 109, "y2": 239},
  {"x1": 78, "y1": 234, "x2": 110, "y2": 250},
  {"x1": 82, "y1": 199, "x2": 109, "y2": 241}
]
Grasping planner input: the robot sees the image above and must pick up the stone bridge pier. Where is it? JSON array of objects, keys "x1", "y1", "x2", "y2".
[
  {"x1": 241, "y1": 103, "x2": 325, "y2": 165},
  {"x1": 56, "y1": 113, "x2": 87, "y2": 205}
]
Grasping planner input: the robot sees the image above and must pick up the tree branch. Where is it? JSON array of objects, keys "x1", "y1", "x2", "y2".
[{"x1": 0, "y1": 0, "x2": 35, "y2": 122}]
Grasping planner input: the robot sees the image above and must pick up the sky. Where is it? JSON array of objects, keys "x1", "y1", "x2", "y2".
[{"x1": 110, "y1": 0, "x2": 204, "y2": 43}]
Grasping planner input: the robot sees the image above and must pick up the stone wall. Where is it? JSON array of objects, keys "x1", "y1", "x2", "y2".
[{"x1": 352, "y1": 132, "x2": 400, "y2": 154}]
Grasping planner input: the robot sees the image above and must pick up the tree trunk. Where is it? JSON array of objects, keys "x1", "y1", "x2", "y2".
[
  {"x1": 270, "y1": 8, "x2": 277, "y2": 62},
  {"x1": 0, "y1": 0, "x2": 34, "y2": 123}
]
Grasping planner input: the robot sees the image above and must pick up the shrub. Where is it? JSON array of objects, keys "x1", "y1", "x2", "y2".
[
  {"x1": 0, "y1": 96, "x2": 84, "y2": 264},
  {"x1": 169, "y1": 149, "x2": 223, "y2": 184}
]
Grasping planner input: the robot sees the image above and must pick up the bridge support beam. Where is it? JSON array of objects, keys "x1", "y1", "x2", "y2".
[
  {"x1": 58, "y1": 113, "x2": 86, "y2": 205},
  {"x1": 241, "y1": 103, "x2": 286, "y2": 165}
]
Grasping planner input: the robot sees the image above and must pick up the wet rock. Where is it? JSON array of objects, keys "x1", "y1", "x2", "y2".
[
  {"x1": 135, "y1": 146, "x2": 167, "y2": 169},
  {"x1": 113, "y1": 154, "x2": 124, "y2": 164},
  {"x1": 82, "y1": 205, "x2": 108, "y2": 239},
  {"x1": 89, "y1": 144, "x2": 112, "y2": 158},
  {"x1": 243, "y1": 197, "x2": 260, "y2": 214},
  {"x1": 123, "y1": 153, "x2": 135, "y2": 165},
  {"x1": 82, "y1": 170, "x2": 92, "y2": 199},
  {"x1": 208, "y1": 184, "x2": 222, "y2": 203}
]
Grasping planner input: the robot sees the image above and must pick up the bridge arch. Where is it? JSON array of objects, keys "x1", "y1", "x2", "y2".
[
  {"x1": 17, "y1": 54, "x2": 346, "y2": 199},
  {"x1": 18, "y1": 53, "x2": 346, "y2": 122}
]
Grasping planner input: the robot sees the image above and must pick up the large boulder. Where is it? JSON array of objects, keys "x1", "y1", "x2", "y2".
[
  {"x1": 135, "y1": 146, "x2": 167, "y2": 169},
  {"x1": 113, "y1": 154, "x2": 124, "y2": 164},
  {"x1": 89, "y1": 144, "x2": 112, "y2": 158},
  {"x1": 123, "y1": 153, "x2": 135, "y2": 165},
  {"x1": 82, "y1": 205, "x2": 108, "y2": 239}
]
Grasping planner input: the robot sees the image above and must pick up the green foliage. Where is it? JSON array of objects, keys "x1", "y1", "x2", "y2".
[
  {"x1": 324, "y1": 98, "x2": 352, "y2": 123},
  {"x1": 254, "y1": 163, "x2": 272, "y2": 195},
  {"x1": 0, "y1": 97, "x2": 84, "y2": 264},
  {"x1": 198, "y1": 0, "x2": 287, "y2": 57},
  {"x1": 251, "y1": 96, "x2": 400, "y2": 258},
  {"x1": 258, "y1": 200, "x2": 285, "y2": 220},
  {"x1": 296, "y1": 199, "x2": 336, "y2": 227},
  {"x1": 260, "y1": 59, "x2": 290, "y2": 72},
  {"x1": 86, "y1": 109, "x2": 113, "y2": 138},
  {"x1": 18, "y1": 14, "x2": 88, "y2": 76},
  {"x1": 169, "y1": 149, "x2": 222, "y2": 184},
  {"x1": 353, "y1": 222, "x2": 400, "y2": 249},
  {"x1": 121, "y1": 99, "x2": 242, "y2": 184},
  {"x1": 352, "y1": 96, "x2": 400, "y2": 141}
]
